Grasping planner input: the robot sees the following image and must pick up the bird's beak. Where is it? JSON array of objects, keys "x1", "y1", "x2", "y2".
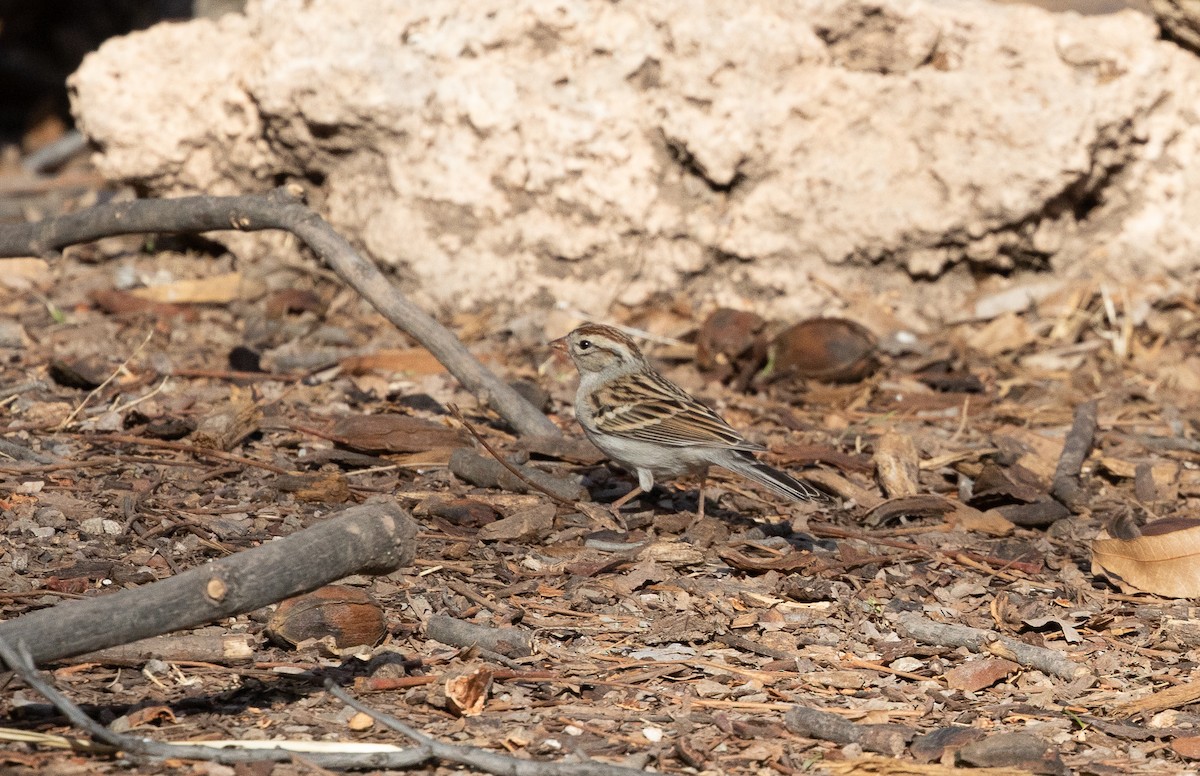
[{"x1": 549, "y1": 336, "x2": 568, "y2": 353}]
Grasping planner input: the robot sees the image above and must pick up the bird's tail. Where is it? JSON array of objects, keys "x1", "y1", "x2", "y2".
[{"x1": 723, "y1": 452, "x2": 825, "y2": 502}]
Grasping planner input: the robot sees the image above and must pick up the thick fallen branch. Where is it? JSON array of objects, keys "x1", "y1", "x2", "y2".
[
  {"x1": 896, "y1": 612, "x2": 1092, "y2": 682},
  {"x1": 0, "y1": 501, "x2": 417, "y2": 665},
  {"x1": 0, "y1": 187, "x2": 559, "y2": 439}
]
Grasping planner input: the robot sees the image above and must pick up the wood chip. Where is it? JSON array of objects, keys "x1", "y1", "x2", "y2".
[{"x1": 874, "y1": 431, "x2": 921, "y2": 498}]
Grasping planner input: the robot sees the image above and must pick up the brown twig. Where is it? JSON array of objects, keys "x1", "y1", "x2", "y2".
[
  {"x1": 0, "y1": 187, "x2": 559, "y2": 439},
  {"x1": 83, "y1": 433, "x2": 292, "y2": 475},
  {"x1": 169, "y1": 367, "x2": 305, "y2": 382},
  {"x1": 446, "y1": 579, "x2": 518, "y2": 619},
  {"x1": 895, "y1": 612, "x2": 1091, "y2": 681},
  {"x1": 447, "y1": 403, "x2": 575, "y2": 506},
  {"x1": 0, "y1": 455, "x2": 203, "y2": 474},
  {"x1": 716, "y1": 631, "x2": 795, "y2": 661},
  {"x1": 324, "y1": 679, "x2": 654, "y2": 776},
  {"x1": 55, "y1": 329, "x2": 155, "y2": 431},
  {"x1": 0, "y1": 635, "x2": 433, "y2": 769},
  {"x1": 807, "y1": 522, "x2": 1046, "y2": 582}
]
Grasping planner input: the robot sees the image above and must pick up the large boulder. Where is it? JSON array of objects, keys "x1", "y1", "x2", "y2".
[{"x1": 69, "y1": 0, "x2": 1200, "y2": 319}]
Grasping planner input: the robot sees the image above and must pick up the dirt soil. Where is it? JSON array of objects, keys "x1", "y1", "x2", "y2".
[{"x1": 4, "y1": 161, "x2": 1200, "y2": 775}]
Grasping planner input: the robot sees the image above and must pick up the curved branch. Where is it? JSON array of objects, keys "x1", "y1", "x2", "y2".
[{"x1": 0, "y1": 187, "x2": 560, "y2": 439}]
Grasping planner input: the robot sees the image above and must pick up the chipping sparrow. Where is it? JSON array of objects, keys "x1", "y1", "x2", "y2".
[{"x1": 551, "y1": 323, "x2": 823, "y2": 518}]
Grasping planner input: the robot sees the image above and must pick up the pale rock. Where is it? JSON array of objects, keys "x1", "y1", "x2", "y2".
[{"x1": 67, "y1": 0, "x2": 1200, "y2": 323}]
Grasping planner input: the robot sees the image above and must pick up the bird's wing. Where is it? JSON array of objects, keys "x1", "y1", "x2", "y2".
[{"x1": 588, "y1": 371, "x2": 766, "y2": 450}]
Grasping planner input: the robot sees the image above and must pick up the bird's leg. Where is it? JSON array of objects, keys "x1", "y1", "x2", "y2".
[{"x1": 687, "y1": 466, "x2": 710, "y2": 530}]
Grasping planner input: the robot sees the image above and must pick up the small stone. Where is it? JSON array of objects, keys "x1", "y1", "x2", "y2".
[
  {"x1": 0, "y1": 320, "x2": 28, "y2": 348},
  {"x1": 35, "y1": 507, "x2": 66, "y2": 526},
  {"x1": 144, "y1": 659, "x2": 170, "y2": 675},
  {"x1": 7, "y1": 518, "x2": 36, "y2": 535},
  {"x1": 945, "y1": 657, "x2": 1019, "y2": 693},
  {"x1": 890, "y1": 657, "x2": 924, "y2": 673},
  {"x1": 347, "y1": 712, "x2": 375, "y2": 731},
  {"x1": 478, "y1": 505, "x2": 556, "y2": 542},
  {"x1": 79, "y1": 518, "x2": 107, "y2": 535},
  {"x1": 691, "y1": 679, "x2": 731, "y2": 699}
]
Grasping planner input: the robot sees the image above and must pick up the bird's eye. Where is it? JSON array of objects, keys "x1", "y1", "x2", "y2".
[{"x1": 578, "y1": 340, "x2": 592, "y2": 351}]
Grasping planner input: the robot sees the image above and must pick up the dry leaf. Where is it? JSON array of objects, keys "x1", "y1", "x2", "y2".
[
  {"x1": 966, "y1": 311, "x2": 1032, "y2": 356},
  {"x1": 445, "y1": 667, "x2": 493, "y2": 717},
  {"x1": 121, "y1": 705, "x2": 177, "y2": 728},
  {"x1": 1022, "y1": 616, "x2": 1082, "y2": 644},
  {"x1": 0, "y1": 258, "x2": 50, "y2": 291},
  {"x1": 91, "y1": 288, "x2": 193, "y2": 319},
  {"x1": 990, "y1": 426, "x2": 1063, "y2": 484},
  {"x1": 874, "y1": 431, "x2": 921, "y2": 498},
  {"x1": 340, "y1": 348, "x2": 447, "y2": 376},
  {"x1": 477, "y1": 504, "x2": 556, "y2": 542},
  {"x1": 131, "y1": 271, "x2": 242, "y2": 304},
  {"x1": 947, "y1": 505, "x2": 1015, "y2": 537},
  {"x1": 331, "y1": 414, "x2": 468, "y2": 453},
  {"x1": 294, "y1": 472, "x2": 353, "y2": 504},
  {"x1": 265, "y1": 288, "x2": 326, "y2": 318},
  {"x1": 1172, "y1": 736, "x2": 1200, "y2": 760},
  {"x1": 865, "y1": 494, "x2": 956, "y2": 527},
  {"x1": 1096, "y1": 457, "x2": 1179, "y2": 485},
  {"x1": 191, "y1": 385, "x2": 262, "y2": 450},
  {"x1": 1092, "y1": 517, "x2": 1200, "y2": 598},
  {"x1": 944, "y1": 657, "x2": 1018, "y2": 692},
  {"x1": 969, "y1": 463, "x2": 1046, "y2": 506},
  {"x1": 347, "y1": 712, "x2": 375, "y2": 731},
  {"x1": 719, "y1": 544, "x2": 819, "y2": 573},
  {"x1": 48, "y1": 355, "x2": 119, "y2": 389}
]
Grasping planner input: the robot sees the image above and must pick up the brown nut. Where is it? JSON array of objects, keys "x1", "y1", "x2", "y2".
[
  {"x1": 695, "y1": 308, "x2": 767, "y2": 380},
  {"x1": 267, "y1": 585, "x2": 387, "y2": 649},
  {"x1": 765, "y1": 318, "x2": 878, "y2": 383}
]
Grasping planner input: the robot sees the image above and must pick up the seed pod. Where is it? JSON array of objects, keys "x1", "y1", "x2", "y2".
[
  {"x1": 765, "y1": 318, "x2": 878, "y2": 383},
  {"x1": 268, "y1": 585, "x2": 387, "y2": 649},
  {"x1": 695, "y1": 308, "x2": 768, "y2": 384}
]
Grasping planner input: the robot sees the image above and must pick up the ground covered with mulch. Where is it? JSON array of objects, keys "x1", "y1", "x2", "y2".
[{"x1": 4, "y1": 155, "x2": 1200, "y2": 776}]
